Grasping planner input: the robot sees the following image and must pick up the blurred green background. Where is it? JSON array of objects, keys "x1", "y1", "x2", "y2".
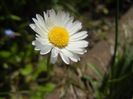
[{"x1": 0, "y1": 0, "x2": 133, "y2": 99}]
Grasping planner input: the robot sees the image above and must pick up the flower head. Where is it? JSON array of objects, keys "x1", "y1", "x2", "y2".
[
  {"x1": 4, "y1": 29, "x2": 15, "y2": 37},
  {"x1": 30, "y1": 9, "x2": 89, "y2": 64}
]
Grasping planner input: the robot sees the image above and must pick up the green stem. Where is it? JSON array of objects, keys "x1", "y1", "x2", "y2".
[
  {"x1": 111, "y1": 0, "x2": 119, "y2": 76},
  {"x1": 109, "y1": 0, "x2": 119, "y2": 97},
  {"x1": 47, "y1": 54, "x2": 52, "y2": 74}
]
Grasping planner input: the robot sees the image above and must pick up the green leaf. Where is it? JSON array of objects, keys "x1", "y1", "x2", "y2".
[
  {"x1": 30, "y1": 83, "x2": 55, "y2": 99},
  {"x1": 9, "y1": 14, "x2": 21, "y2": 21},
  {"x1": 20, "y1": 64, "x2": 32, "y2": 76},
  {"x1": 0, "y1": 51, "x2": 11, "y2": 58},
  {"x1": 32, "y1": 57, "x2": 47, "y2": 80},
  {"x1": 0, "y1": 97, "x2": 4, "y2": 99},
  {"x1": 41, "y1": 83, "x2": 55, "y2": 92},
  {"x1": 87, "y1": 63, "x2": 103, "y2": 80},
  {"x1": 38, "y1": 57, "x2": 47, "y2": 72}
]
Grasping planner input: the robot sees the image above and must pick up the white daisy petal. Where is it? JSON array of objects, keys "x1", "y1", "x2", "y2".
[
  {"x1": 60, "y1": 52, "x2": 70, "y2": 64},
  {"x1": 60, "y1": 12, "x2": 72, "y2": 26},
  {"x1": 29, "y1": 24, "x2": 36, "y2": 30},
  {"x1": 36, "y1": 14, "x2": 49, "y2": 32},
  {"x1": 32, "y1": 41, "x2": 35, "y2": 45},
  {"x1": 56, "y1": 10, "x2": 70, "y2": 26},
  {"x1": 36, "y1": 14, "x2": 44, "y2": 25},
  {"x1": 35, "y1": 37, "x2": 49, "y2": 45},
  {"x1": 70, "y1": 31, "x2": 88, "y2": 41},
  {"x1": 61, "y1": 49, "x2": 80, "y2": 62},
  {"x1": 73, "y1": 49, "x2": 87, "y2": 55},
  {"x1": 40, "y1": 46, "x2": 52, "y2": 55},
  {"x1": 40, "y1": 45, "x2": 52, "y2": 55},
  {"x1": 66, "y1": 47, "x2": 87, "y2": 55},
  {"x1": 33, "y1": 40, "x2": 43, "y2": 50},
  {"x1": 50, "y1": 48, "x2": 59, "y2": 64},
  {"x1": 66, "y1": 22, "x2": 73, "y2": 31},
  {"x1": 29, "y1": 24, "x2": 42, "y2": 35},
  {"x1": 43, "y1": 11, "x2": 48, "y2": 21},
  {"x1": 51, "y1": 48, "x2": 59, "y2": 57},
  {"x1": 50, "y1": 54, "x2": 58, "y2": 64},
  {"x1": 48, "y1": 9, "x2": 56, "y2": 21},
  {"x1": 56, "y1": 11, "x2": 64, "y2": 26},
  {"x1": 33, "y1": 40, "x2": 52, "y2": 53},
  {"x1": 43, "y1": 9, "x2": 58, "y2": 30},
  {"x1": 32, "y1": 17, "x2": 49, "y2": 33},
  {"x1": 68, "y1": 21, "x2": 82, "y2": 35},
  {"x1": 68, "y1": 40, "x2": 89, "y2": 48}
]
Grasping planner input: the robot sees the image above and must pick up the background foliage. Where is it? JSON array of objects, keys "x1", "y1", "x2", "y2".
[{"x1": 0, "y1": 0, "x2": 133, "y2": 99}]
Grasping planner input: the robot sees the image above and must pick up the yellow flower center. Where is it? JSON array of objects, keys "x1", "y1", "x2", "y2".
[{"x1": 48, "y1": 26, "x2": 69, "y2": 48}]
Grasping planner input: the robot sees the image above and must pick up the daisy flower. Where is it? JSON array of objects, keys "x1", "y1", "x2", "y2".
[{"x1": 29, "y1": 9, "x2": 88, "y2": 64}]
